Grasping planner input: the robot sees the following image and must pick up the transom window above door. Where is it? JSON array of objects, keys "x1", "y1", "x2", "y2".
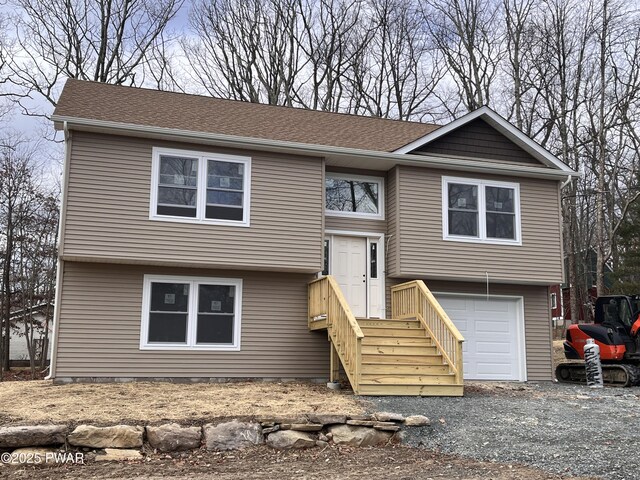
[
  {"x1": 151, "y1": 147, "x2": 251, "y2": 226},
  {"x1": 325, "y1": 173, "x2": 384, "y2": 219},
  {"x1": 442, "y1": 176, "x2": 521, "y2": 245}
]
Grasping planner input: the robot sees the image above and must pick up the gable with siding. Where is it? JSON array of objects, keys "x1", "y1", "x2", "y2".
[{"x1": 411, "y1": 118, "x2": 547, "y2": 167}]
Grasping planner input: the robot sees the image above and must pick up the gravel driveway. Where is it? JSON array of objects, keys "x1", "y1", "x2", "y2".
[{"x1": 363, "y1": 382, "x2": 640, "y2": 480}]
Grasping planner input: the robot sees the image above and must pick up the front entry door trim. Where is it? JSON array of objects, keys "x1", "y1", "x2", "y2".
[{"x1": 324, "y1": 230, "x2": 386, "y2": 319}]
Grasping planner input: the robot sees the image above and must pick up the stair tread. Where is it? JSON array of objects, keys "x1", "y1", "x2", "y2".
[
  {"x1": 361, "y1": 360, "x2": 443, "y2": 364},
  {"x1": 357, "y1": 384, "x2": 464, "y2": 396},
  {"x1": 362, "y1": 338, "x2": 432, "y2": 346},
  {"x1": 357, "y1": 320, "x2": 421, "y2": 327},
  {"x1": 361, "y1": 355, "x2": 444, "y2": 365},
  {"x1": 360, "y1": 327, "x2": 427, "y2": 331},
  {"x1": 360, "y1": 327, "x2": 431, "y2": 339},
  {"x1": 362, "y1": 346, "x2": 438, "y2": 355}
]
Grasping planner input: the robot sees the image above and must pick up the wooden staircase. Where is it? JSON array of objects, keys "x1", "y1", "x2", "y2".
[
  {"x1": 357, "y1": 318, "x2": 462, "y2": 396},
  {"x1": 308, "y1": 277, "x2": 464, "y2": 396}
]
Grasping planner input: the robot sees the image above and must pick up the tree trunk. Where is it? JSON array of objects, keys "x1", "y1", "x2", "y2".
[
  {"x1": 595, "y1": 0, "x2": 608, "y2": 297},
  {"x1": 1, "y1": 207, "x2": 13, "y2": 376},
  {"x1": 565, "y1": 184, "x2": 581, "y2": 324}
]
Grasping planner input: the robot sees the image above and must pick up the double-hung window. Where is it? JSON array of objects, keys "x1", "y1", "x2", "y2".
[
  {"x1": 442, "y1": 176, "x2": 521, "y2": 245},
  {"x1": 151, "y1": 147, "x2": 251, "y2": 226},
  {"x1": 325, "y1": 173, "x2": 384, "y2": 219},
  {"x1": 140, "y1": 275, "x2": 242, "y2": 351}
]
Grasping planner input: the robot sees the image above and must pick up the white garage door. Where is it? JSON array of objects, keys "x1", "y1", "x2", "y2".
[{"x1": 435, "y1": 294, "x2": 526, "y2": 381}]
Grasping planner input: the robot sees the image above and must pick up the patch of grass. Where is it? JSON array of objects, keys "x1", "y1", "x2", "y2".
[{"x1": 0, "y1": 380, "x2": 364, "y2": 426}]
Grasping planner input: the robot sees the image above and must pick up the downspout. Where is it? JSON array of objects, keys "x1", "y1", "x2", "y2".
[
  {"x1": 557, "y1": 174, "x2": 573, "y2": 326},
  {"x1": 45, "y1": 121, "x2": 70, "y2": 381}
]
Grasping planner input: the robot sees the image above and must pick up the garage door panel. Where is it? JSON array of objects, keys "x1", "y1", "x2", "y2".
[
  {"x1": 474, "y1": 301, "x2": 511, "y2": 313},
  {"x1": 435, "y1": 294, "x2": 525, "y2": 381},
  {"x1": 477, "y1": 363, "x2": 514, "y2": 377},
  {"x1": 476, "y1": 342, "x2": 511, "y2": 354},
  {"x1": 476, "y1": 320, "x2": 513, "y2": 333}
]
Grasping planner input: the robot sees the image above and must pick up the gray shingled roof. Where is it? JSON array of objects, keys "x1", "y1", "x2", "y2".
[{"x1": 53, "y1": 79, "x2": 439, "y2": 152}]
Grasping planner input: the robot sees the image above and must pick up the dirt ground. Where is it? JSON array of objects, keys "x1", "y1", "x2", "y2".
[
  {"x1": 0, "y1": 343, "x2": 599, "y2": 479},
  {"x1": 1, "y1": 445, "x2": 595, "y2": 480},
  {"x1": 0, "y1": 381, "x2": 364, "y2": 425},
  {"x1": 1, "y1": 368, "x2": 47, "y2": 382},
  {"x1": 553, "y1": 339, "x2": 566, "y2": 368}
]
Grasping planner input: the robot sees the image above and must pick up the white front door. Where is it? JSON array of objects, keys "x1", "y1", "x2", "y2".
[{"x1": 332, "y1": 236, "x2": 368, "y2": 317}]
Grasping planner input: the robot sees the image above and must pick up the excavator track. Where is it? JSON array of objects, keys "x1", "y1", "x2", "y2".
[{"x1": 555, "y1": 363, "x2": 640, "y2": 387}]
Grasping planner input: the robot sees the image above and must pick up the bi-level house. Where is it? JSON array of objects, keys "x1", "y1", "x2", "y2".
[{"x1": 48, "y1": 79, "x2": 578, "y2": 395}]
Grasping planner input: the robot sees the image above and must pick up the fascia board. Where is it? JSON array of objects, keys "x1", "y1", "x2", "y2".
[{"x1": 52, "y1": 114, "x2": 581, "y2": 180}]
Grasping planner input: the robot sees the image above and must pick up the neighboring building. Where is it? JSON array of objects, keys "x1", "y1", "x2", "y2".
[
  {"x1": 10, "y1": 303, "x2": 53, "y2": 364},
  {"x1": 559, "y1": 249, "x2": 612, "y2": 323},
  {"x1": 48, "y1": 80, "x2": 578, "y2": 393}
]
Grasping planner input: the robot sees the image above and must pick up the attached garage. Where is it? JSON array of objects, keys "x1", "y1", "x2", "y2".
[{"x1": 435, "y1": 294, "x2": 527, "y2": 381}]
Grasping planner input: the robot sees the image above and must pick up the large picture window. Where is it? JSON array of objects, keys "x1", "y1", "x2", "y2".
[
  {"x1": 140, "y1": 275, "x2": 242, "y2": 351},
  {"x1": 325, "y1": 173, "x2": 384, "y2": 219},
  {"x1": 442, "y1": 177, "x2": 521, "y2": 245},
  {"x1": 151, "y1": 147, "x2": 251, "y2": 226}
]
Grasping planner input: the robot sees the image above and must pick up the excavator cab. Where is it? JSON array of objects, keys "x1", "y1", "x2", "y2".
[
  {"x1": 595, "y1": 296, "x2": 634, "y2": 330},
  {"x1": 594, "y1": 295, "x2": 639, "y2": 355}
]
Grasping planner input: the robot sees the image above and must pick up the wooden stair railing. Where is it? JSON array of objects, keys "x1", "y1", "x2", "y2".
[
  {"x1": 391, "y1": 280, "x2": 465, "y2": 386},
  {"x1": 308, "y1": 276, "x2": 363, "y2": 392}
]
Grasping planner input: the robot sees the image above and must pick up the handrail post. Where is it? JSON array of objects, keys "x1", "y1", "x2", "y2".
[
  {"x1": 355, "y1": 338, "x2": 362, "y2": 392},
  {"x1": 456, "y1": 340, "x2": 464, "y2": 384}
]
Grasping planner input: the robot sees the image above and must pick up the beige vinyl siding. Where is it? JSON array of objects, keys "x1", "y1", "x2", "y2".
[
  {"x1": 386, "y1": 167, "x2": 399, "y2": 277},
  {"x1": 54, "y1": 262, "x2": 328, "y2": 378},
  {"x1": 62, "y1": 132, "x2": 323, "y2": 272},
  {"x1": 397, "y1": 166, "x2": 563, "y2": 284},
  {"x1": 324, "y1": 216, "x2": 386, "y2": 233},
  {"x1": 385, "y1": 278, "x2": 552, "y2": 381}
]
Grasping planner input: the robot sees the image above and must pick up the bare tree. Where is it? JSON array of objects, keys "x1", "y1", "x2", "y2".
[
  {"x1": 348, "y1": 0, "x2": 445, "y2": 120},
  {"x1": 184, "y1": 0, "x2": 304, "y2": 105},
  {"x1": 423, "y1": 0, "x2": 505, "y2": 115},
  {"x1": 583, "y1": 0, "x2": 640, "y2": 294},
  {"x1": 501, "y1": 0, "x2": 535, "y2": 132},
  {"x1": 14, "y1": 189, "x2": 58, "y2": 378},
  {"x1": 294, "y1": 0, "x2": 370, "y2": 112},
  {"x1": 0, "y1": 138, "x2": 42, "y2": 377},
  {"x1": 5, "y1": 0, "x2": 183, "y2": 116}
]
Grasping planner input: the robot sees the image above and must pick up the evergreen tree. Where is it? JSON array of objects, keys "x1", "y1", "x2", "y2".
[{"x1": 612, "y1": 193, "x2": 640, "y2": 294}]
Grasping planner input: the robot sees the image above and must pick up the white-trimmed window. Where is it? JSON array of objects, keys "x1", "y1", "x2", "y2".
[
  {"x1": 442, "y1": 176, "x2": 521, "y2": 245},
  {"x1": 150, "y1": 147, "x2": 251, "y2": 226},
  {"x1": 325, "y1": 173, "x2": 384, "y2": 219},
  {"x1": 551, "y1": 293, "x2": 558, "y2": 310},
  {"x1": 140, "y1": 275, "x2": 242, "y2": 351}
]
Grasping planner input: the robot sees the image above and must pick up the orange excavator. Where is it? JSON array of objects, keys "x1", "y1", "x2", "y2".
[{"x1": 556, "y1": 295, "x2": 640, "y2": 387}]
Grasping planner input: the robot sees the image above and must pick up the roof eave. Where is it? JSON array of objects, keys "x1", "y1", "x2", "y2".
[{"x1": 52, "y1": 114, "x2": 581, "y2": 180}]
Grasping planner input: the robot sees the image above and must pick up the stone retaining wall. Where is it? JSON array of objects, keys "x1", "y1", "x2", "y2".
[{"x1": 0, "y1": 413, "x2": 430, "y2": 462}]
